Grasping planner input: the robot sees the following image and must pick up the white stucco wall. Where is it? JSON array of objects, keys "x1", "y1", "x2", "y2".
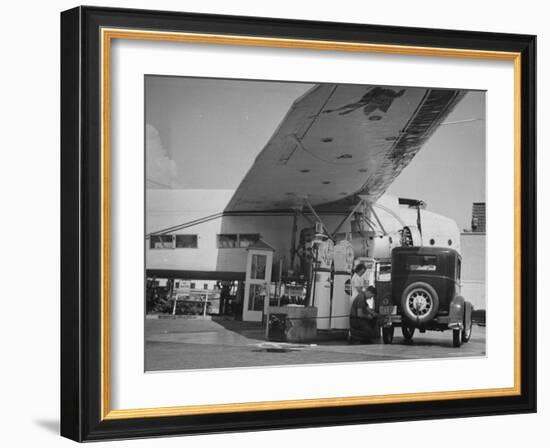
[
  {"x1": 146, "y1": 189, "x2": 348, "y2": 273},
  {"x1": 460, "y1": 232, "x2": 486, "y2": 310},
  {"x1": 146, "y1": 189, "x2": 463, "y2": 276}
]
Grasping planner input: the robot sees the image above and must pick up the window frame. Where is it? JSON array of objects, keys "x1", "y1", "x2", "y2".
[
  {"x1": 175, "y1": 234, "x2": 199, "y2": 249},
  {"x1": 216, "y1": 233, "x2": 262, "y2": 248},
  {"x1": 149, "y1": 234, "x2": 175, "y2": 249},
  {"x1": 216, "y1": 234, "x2": 239, "y2": 249},
  {"x1": 238, "y1": 233, "x2": 261, "y2": 248}
]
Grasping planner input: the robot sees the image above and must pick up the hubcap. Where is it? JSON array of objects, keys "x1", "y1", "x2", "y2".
[{"x1": 406, "y1": 289, "x2": 433, "y2": 317}]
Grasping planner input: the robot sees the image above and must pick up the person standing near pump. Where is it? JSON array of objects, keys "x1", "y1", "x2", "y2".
[{"x1": 351, "y1": 263, "x2": 367, "y2": 303}]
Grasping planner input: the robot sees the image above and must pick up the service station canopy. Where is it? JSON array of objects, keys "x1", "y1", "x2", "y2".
[{"x1": 225, "y1": 84, "x2": 465, "y2": 214}]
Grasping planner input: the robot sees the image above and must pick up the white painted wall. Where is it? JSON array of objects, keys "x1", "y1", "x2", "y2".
[
  {"x1": 460, "y1": 232, "x2": 487, "y2": 309},
  {"x1": 146, "y1": 189, "x2": 349, "y2": 272},
  {"x1": 146, "y1": 190, "x2": 463, "y2": 273}
]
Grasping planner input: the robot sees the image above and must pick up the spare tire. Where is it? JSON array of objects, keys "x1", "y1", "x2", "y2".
[{"x1": 400, "y1": 282, "x2": 439, "y2": 324}]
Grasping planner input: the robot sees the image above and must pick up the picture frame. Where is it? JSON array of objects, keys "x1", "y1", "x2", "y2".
[{"x1": 60, "y1": 5, "x2": 536, "y2": 442}]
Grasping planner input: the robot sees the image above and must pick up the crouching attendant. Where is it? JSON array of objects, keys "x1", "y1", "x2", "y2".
[{"x1": 348, "y1": 286, "x2": 380, "y2": 343}]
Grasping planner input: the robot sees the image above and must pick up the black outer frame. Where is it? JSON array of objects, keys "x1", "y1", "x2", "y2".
[{"x1": 60, "y1": 6, "x2": 536, "y2": 442}]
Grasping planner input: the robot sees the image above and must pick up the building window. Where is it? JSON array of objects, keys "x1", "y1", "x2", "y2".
[
  {"x1": 150, "y1": 235, "x2": 174, "y2": 249},
  {"x1": 175, "y1": 234, "x2": 198, "y2": 248},
  {"x1": 217, "y1": 234, "x2": 238, "y2": 248},
  {"x1": 238, "y1": 233, "x2": 260, "y2": 248},
  {"x1": 190, "y1": 282, "x2": 196, "y2": 289},
  {"x1": 250, "y1": 254, "x2": 267, "y2": 280},
  {"x1": 203, "y1": 284, "x2": 208, "y2": 290},
  {"x1": 217, "y1": 233, "x2": 261, "y2": 248}
]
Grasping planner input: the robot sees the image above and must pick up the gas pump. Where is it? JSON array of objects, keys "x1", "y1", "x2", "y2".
[
  {"x1": 308, "y1": 229, "x2": 334, "y2": 330},
  {"x1": 330, "y1": 239, "x2": 354, "y2": 329}
]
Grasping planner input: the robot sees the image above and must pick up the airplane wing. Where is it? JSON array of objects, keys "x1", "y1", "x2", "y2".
[{"x1": 225, "y1": 84, "x2": 466, "y2": 213}]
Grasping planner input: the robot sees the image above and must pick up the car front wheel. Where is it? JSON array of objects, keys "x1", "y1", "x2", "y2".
[
  {"x1": 452, "y1": 329, "x2": 462, "y2": 347},
  {"x1": 462, "y1": 309, "x2": 473, "y2": 343}
]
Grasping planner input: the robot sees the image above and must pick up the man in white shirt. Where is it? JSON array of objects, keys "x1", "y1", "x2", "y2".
[{"x1": 351, "y1": 263, "x2": 367, "y2": 303}]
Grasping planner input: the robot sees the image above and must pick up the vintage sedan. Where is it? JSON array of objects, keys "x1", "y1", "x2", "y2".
[{"x1": 379, "y1": 246, "x2": 473, "y2": 347}]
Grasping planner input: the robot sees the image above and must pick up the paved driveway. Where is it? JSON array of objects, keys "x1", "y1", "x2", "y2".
[{"x1": 145, "y1": 316, "x2": 486, "y2": 371}]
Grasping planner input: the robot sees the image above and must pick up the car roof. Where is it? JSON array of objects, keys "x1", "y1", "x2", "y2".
[{"x1": 392, "y1": 246, "x2": 461, "y2": 258}]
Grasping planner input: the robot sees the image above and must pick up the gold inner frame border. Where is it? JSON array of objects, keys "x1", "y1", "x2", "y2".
[{"x1": 99, "y1": 27, "x2": 522, "y2": 421}]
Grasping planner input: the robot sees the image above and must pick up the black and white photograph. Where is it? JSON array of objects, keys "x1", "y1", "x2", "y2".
[{"x1": 144, "y1": 76, "x2": 487, "y2": 371}]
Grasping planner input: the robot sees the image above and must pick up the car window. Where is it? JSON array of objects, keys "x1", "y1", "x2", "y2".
[{"x1": 406, "y1": 255, "x2": 437, "y2": 272}]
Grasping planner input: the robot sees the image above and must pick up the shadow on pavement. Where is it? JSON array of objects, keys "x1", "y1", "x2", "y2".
[{"x1": 211, "y1": 316, "x2": 264, "y2": 338}]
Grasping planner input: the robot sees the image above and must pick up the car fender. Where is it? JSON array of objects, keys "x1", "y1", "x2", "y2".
[{"x1": 449, "y1": 295, "x2": 465, "y2": 329}]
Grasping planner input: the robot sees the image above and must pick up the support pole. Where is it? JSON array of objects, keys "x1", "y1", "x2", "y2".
[
  {"x1": 416, "y1": 205, "x2": 423, "y2": 235},
  {"x1": 367, "y1": 202, "x2": 387, "y2": 235},
  {"x1": 361, "y1": 214, "x2": 378, "y2": 232},
  {"x1": 332, "y1": 199, "x2": 365, "y2": 236},
  {"x1": 304, "y1": 199, "x2": 333, "y2": 239},
  {"x1": 289, "y1": 211, "x2": 298, "y2": 269},
  {"x1": 169, "y1": 279, "x2": 177, "y2": 315},
  {"x1": 296, "y1": 209, "x2": 315, "y2": 226}
]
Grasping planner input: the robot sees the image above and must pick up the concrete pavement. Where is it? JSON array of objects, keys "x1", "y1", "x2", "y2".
[{"x1": 145, "y1": 316, "x2": 486, "y2": 371}]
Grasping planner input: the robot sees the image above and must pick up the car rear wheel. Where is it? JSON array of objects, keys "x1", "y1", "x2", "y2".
[
  {"x1": 452, "y1": 329, "x2": 462, "y2": 347},
  {"x1": 402, "y1": 325, "x2": 415, "y2": 341},
  {"x1": 401, "y1": 282, "x2": 440, "y2": 324},
  {"x1": 382, "y1": 327, "x2": 394, "y2": 344},
  {"x1": 462, "y1": 311, "x2": 473, "y2": 343}
]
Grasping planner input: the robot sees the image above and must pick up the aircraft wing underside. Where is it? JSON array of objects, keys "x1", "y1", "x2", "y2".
[{"x1": 224, "y1": 84, "x2": 466, "y2": 214}]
